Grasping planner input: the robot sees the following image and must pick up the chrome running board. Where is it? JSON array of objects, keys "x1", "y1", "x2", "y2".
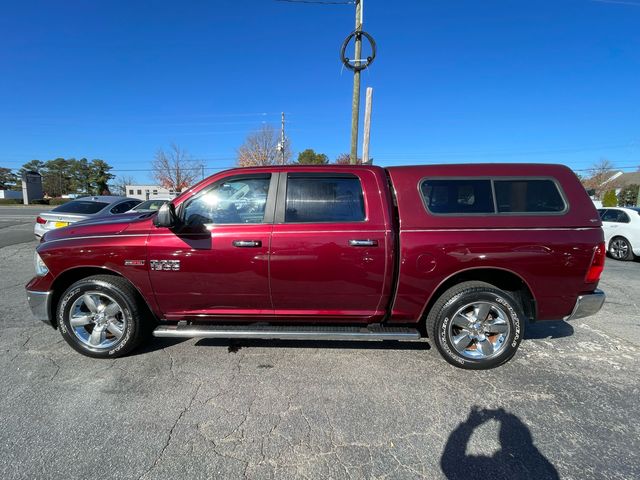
[{"x1": 153, "y1": 324, "x2": 421, "y2": 341}]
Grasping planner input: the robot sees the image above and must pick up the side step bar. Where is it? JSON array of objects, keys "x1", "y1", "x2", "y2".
[{"x1": 153, "y1": 324, "x2": 421, "y2": 342}]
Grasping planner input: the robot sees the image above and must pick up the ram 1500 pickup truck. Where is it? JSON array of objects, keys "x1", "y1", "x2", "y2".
[{"x1": 26, "y1": 164, "x2": 606, "y2": 369}]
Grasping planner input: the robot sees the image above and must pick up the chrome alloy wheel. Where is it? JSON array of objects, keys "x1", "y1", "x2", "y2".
[
  {"x1": 609, "y1": 238, "x2": 629, "y2": 260},
  {"x1": 447, "y1": 301, "x2": 511, "y2": 360},
  {"x1": 69, "y1": 292, "x2": 127, "y2": 350}
]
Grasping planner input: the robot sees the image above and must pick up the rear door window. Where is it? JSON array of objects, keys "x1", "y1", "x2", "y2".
[
  {"x1": 602, "y1": 209, "x2": 630, "y2": 223},
  {"x1": 494, "y1": 180, "x2": 565, "y2": 213},
  {"x1": 420, "y1": 179, "x2": 494, "y2": 214},
  {"x1": 52, "y1": 201, "x2": 108, "y2": 215},
  {"x1": 285, "y1": 175, "x2": 365, "y2": 223}
]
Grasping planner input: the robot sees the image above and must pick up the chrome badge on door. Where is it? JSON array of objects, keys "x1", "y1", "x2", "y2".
[{"x1": 150, "y1": 260, "x2": 181, "y2": 271}]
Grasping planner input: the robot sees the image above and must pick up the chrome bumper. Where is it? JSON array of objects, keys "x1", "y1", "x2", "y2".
[
  {"x1": 26, "y1": 290, "x2": 53, "y2": 326},
  {"x1": 564, "y1": 289, "x2": 605, "y2": 321}
]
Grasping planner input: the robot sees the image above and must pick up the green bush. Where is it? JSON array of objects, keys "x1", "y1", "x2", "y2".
[
  {"x1": 602, "y1": 189, "x2": 618, "y2": 207},
  {"x1": 49, "y1": 198, "x2": 71, "y2": 206},
  {"x1": 618, "y1": 184, "x2": 640, "y2": 207},
  {"x1": 0, "y1": 198, "x2": 23, "y2": 205},
  {"x1": 29, "y1": 199, "x2": 50, "y2": 205}
]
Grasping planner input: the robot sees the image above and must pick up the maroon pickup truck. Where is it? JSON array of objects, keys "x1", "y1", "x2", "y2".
[{"x1": 26, "y1": 164, "x2": 605, "y2": 369}]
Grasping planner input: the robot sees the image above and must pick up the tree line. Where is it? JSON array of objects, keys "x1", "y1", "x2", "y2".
[
  {"x1": 4, "y1": 124, "x2": 636, "y2": 204},
  {"x1": 0, "y1": 158, "x2": 115, "y2": 197}
]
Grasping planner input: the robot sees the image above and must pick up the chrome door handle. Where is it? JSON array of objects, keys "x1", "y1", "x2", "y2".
[
  {"x1": 349, "y1": 239, "x2": 378, "y2": 247},
  {"x1": 233, "y1": 240, "x2": 262, "y2": 248}
]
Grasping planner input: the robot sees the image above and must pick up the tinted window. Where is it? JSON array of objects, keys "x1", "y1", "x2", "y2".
[
  {"x1": 53, "y1": 201, "x2": 108, "y2": 215},
  {"x1": 285, "y1": 176, "x2": 365, "y2": 223},
  {"x1": 110, "y1": 201, "x2": 138, "y2": 214},
  {"x1": 420, "y1": 180, "x2": 494, "y2": 214},
  {"x1": 183, "y1": 175, "x2": 271, "y2": 225},
  {"x1": 494, "y1": 180, "x2": 565, "y2": 213},
  {"x1": 602, "y1": 209, "x2": 630, "y2": 223}
]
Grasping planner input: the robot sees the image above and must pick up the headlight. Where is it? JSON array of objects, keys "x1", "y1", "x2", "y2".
[{"x1": 34, "y1": 252, "x2": 49, "y2": 277}]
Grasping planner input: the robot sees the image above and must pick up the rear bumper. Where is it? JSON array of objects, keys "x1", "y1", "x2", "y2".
[
  {"x1": 26, "y1": 289, "x2": 54, "y2": 327},
  {"x1": 564, "y1": 289, "x2": 605, "y2": 321}
]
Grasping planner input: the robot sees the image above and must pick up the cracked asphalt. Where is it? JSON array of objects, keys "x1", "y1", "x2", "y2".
[{"x1": 1, "y1": 235, "x2": 639, "y2": 479}]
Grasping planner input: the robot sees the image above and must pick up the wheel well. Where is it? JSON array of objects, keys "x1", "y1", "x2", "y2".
[
  {"x1": 422, "y1": 268, "x2": 536, "y2": 324},
  {"x1": 609, "y1": 235, "x2": 629, "y2": 244},
  {"x1": 49, "y1": 267, "x2": 157, "y2": 328}
]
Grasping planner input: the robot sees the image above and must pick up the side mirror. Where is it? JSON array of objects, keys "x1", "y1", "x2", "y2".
[{"x1": 153, "y1": 202, "x2": 178, "y2": 228}]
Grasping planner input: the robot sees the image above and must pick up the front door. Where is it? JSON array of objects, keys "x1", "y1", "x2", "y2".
[
  {"x1": 269, "y1": 171, "x2": 391, "y2": 323},
  {"x1": 147, "y1": 173, "x2": 276, "y2": 321}
]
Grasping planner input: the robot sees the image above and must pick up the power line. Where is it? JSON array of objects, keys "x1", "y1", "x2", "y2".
[
  {"x1": 591, "y1": 0, "x2": 640, "y2": 7},
  {"x1": 275, "y1": 0, "x2": 354, "y2": 5}
]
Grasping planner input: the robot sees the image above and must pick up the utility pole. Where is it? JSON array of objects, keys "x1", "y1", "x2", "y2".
[
  {"x1": 349, "y1": 0, "x2": 362, "y2": 164},
  {"x1": 362, "y1": 87, "x2": 373, "y2": 164},
  {"x1": 278, "y1": 111, "x2": 286, "y2": 164}
]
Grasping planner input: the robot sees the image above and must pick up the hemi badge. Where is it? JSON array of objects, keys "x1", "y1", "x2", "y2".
[{"x1": 124, "y1": 260, "x2": 145, "y2": 266}]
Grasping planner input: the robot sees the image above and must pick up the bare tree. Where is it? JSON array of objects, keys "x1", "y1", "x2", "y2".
[
  {"x1": 335, "y1": 153, "x2": 362, "y2": 165},
  {"x1": 237, "y1": 125, "x2": 291, "y2": 167},
  {"x1": 111, "y1": 175, "x2": 137, "y2": 196},
  {"x1": 582, "y1": 158, "x2": 618, "y2": 199},
  {"x1": 152, "y1": 144, "x2": 204, "y2": 192}
]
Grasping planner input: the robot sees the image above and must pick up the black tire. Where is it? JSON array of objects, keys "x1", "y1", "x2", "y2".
[
  {"x1": 608, "y1": 236, "x2": 635, "y2": 261},
  {"x1": 426, "y1": 281, "x2": 525, "y2": 370},
  {"x1": 56, "y1": 275, "x2": 146, "y2": 358}
]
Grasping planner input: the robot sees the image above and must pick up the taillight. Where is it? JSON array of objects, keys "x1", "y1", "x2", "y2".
[
  {"x1": 585, "y1": 242, "x2": 605, "y2": 283},
  {"x1": 36, "y1": 216, "x2": 47, "y2": 225}
]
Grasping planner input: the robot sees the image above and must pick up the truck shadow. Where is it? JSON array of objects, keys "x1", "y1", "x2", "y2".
[
  {"x1": 441, "y1": 406, "x2": 559, "y2": 480},
  {"x1": 524, "y1": 320, "x2": 574, "y2": 340},
  {"x1": 194, "y1": 338, "x2": 431, "y2": 352}
]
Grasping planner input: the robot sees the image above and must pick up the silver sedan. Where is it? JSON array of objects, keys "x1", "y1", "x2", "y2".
[{"x1": 34, "y1": 196, "x2": 142, "y2": 238}]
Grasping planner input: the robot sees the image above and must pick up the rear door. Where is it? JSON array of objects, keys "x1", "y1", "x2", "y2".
[{"x1": 269, "y1": 170, "x2": 391, "y2": 323}]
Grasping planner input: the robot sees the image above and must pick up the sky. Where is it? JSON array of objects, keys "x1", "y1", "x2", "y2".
[{"x1": 0, "y1": 0, "x2": 638, "y2": 184}]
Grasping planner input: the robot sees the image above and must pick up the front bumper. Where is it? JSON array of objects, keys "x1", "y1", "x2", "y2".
[
  {"x1": 26, "y1": 289, "x2": 54, "y2": 327},
  {"x1": 564, "y1": 289, "x2": 606, "y2": 321}
]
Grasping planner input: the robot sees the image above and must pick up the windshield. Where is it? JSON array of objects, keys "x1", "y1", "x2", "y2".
[
  {"x1": 133, "y1": 200, "x2": 167, "y2": 211},
  {"x1": 52, "y1": 200, "x2": 109, "y2": 215}
]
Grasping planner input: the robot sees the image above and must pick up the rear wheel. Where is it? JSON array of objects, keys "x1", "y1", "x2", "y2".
[
  {"x1": 426, "y1": 281, "x2": 524, "y2": 370},
  {"x1": 609, "y1": 236, "x2": 634, "y2": 261},
  {"x1": 56, "y1": 275, "x2": 146, "y2": 358}
]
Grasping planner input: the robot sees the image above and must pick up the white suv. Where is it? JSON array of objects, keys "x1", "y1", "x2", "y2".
[{"x1": 598, "y1": 207, "x2": 640, "y2": 261}]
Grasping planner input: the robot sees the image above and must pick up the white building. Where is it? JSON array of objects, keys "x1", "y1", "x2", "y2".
[{"x1": 125, "y1": 185, "x2": 176, "y2": 201}]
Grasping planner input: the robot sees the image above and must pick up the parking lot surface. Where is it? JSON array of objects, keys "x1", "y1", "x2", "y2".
[{"x1": 1, "y1": 233, "x2": 639, "y2": 479}]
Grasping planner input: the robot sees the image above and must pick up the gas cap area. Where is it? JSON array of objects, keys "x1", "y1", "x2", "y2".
[{"x1": 416, "y1": 253, "x2": 437, "y2": 273}]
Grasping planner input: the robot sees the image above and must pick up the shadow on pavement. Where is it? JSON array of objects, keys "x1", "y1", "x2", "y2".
[
  {"x1": 194, "y1": 338, "x2": 431, "y2": 352},
  {"x1": 134, "y1": 337, "x2": 187, "y2": 355},
  {"x1": 441, "y1": 406, "x2": 559, "y2": 480},
  {"x1": 524, "y1": 320, "x2": 574, "y2": 340}
]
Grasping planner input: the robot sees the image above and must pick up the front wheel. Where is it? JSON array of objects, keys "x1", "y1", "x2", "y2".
[
  {"x1": 426, "y1": 281, "x2": 524, "y2": 370},
  {"x1": 56, "y1": 275, "x2": 146, "y2": 358}
]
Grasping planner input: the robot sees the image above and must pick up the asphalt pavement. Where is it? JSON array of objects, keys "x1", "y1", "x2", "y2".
[
  {"x1": 0, "y1": 221, "x2": 638, "y2": 480},
  {"x1": 0, "y1": 206, "x2": 48, "y2": 248}
]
